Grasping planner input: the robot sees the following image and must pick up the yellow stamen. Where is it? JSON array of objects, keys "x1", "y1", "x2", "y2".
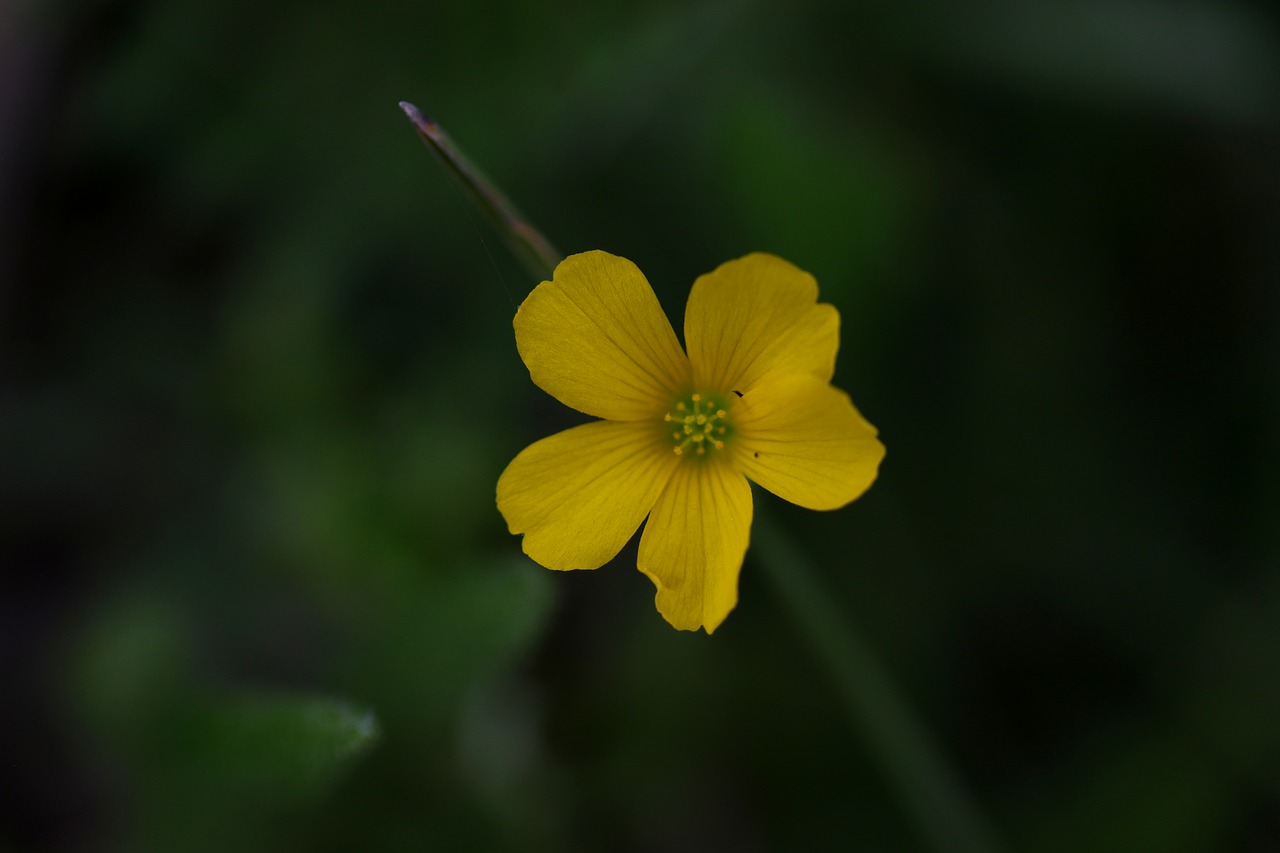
[{"x1": 663, "y1": 391, "x2": 734, "y2": 459}]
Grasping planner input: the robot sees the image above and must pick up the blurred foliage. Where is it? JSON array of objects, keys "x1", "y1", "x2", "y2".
[{"x1": 2, "y1": 0, "x2": 1279, "y2": 850}]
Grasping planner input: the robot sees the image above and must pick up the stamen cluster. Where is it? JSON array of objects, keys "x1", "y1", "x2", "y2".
[{"x1": 664, "y1": 392, "x2": 732, "y2": 457}]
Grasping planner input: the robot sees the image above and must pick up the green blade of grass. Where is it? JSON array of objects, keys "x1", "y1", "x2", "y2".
[{"x1": 400, "y1": 102, "x2": 561, "y2": 282}]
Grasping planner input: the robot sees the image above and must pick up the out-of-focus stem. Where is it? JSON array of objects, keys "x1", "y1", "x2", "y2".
[
  {"x1": 754, "y1": 511, "x2": 1002, "y2": 853},
  {"x1": 399, "y1": 102, "x2": 561, "y2": 282}
]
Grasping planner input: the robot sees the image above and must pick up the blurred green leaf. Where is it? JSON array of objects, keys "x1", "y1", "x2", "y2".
[
  {"x1": 178, "y1": 693, "x2": 379, "y2": 803},
  {"x1": 347, "y1": 558, "x2": 556, "y2": 738}
]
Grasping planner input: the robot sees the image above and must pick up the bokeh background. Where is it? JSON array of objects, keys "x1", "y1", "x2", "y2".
[{"x1": 4, "y1": 0, "x2": 1280, "y2": 850}]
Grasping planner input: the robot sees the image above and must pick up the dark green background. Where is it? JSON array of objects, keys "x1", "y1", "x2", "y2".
[{"x1": 4, "y1": 0, "x2": 1279, "y2": 850}]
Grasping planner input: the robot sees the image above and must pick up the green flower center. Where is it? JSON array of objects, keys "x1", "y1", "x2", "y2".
[{"x1": 664, "y1": 392, "x2": 733, "y2": 458}]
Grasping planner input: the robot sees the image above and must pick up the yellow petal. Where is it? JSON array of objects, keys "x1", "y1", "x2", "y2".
[
  {"x1": 732, "y1": 373, "x2": 884, "y2": 510},
  {"x1": 684, "y1": 253, "x2": 838, "y2": 395},
  {"x1": 515, "y1": 251, "x2": 691, "y2": 421},
  {"x1": 637, "y1": 460, "x2": 753, "y2": 633},
  {"x1": 497, "y1": 420, "x2": 681, "y2": 570}
]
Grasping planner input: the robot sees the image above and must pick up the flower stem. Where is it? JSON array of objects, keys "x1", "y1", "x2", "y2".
[
  {"x1": 399, "y1": 102, "x2": 562, "y2": 282},
  {"x1": 753, "y1": 510, "x2": 1003, "y2": 853}
]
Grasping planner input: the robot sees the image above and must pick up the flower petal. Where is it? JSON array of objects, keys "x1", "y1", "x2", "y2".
[
  {"x1": 637, "y1": 461, "x2": 753, "y2": 633},
  {"x1": 684, "y1": 253, "x2": 838, "y2": 395},
  {"x1": 515, "y1": 251, "x2": 691, "y2": 420},
  {"x1": 497, "y1": 420, "x2": 681, "y2": 570},
  {"x1": 732, "y1": 373, "x2": 884, "y2": 510}
]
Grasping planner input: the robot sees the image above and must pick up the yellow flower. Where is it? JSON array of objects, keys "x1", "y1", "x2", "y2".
[{"x1": 496, "y1": 251, "x2": 885, "y2": 633}]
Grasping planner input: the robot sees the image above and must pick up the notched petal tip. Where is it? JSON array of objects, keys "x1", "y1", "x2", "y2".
[
  {"x1": 637, "y1": 462, "x2": 752, "y2": 635},
  {"x1": 640, "y1": 571, "x2": 737, "y2": 634}
]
